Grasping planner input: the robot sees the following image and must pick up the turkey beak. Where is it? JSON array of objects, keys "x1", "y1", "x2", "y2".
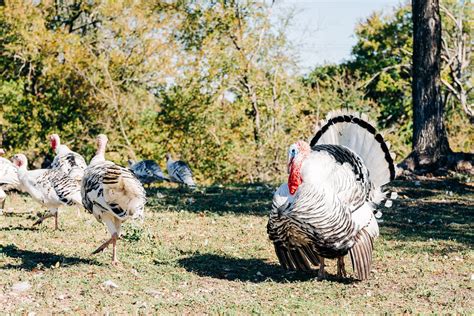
[{"x1": 11, "y1": 156, "x2": 19, "y2": 167}]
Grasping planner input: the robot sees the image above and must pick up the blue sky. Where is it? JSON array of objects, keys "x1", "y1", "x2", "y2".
[{"x1": 273, "y1": 0, "x2": 404, "y2": 72}]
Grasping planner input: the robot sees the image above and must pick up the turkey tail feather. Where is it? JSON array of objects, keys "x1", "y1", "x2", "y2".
[
  {"x1": 289, "y1": 248, "x2": 312, "y2": 271},
  {"x1": 274, "y1": 244, "x2": 320, "y2": 272},
  {"x1": 348, "y1": 229, "x2": 373, "y2": 280},
  {"x1": 301, "y1": 245, "x2": 320, "y2": 266},
  {"x1": 275, "y1": 244, "x2": 296, "y2": 270},
  {"x1": 310, "y1": 111, "x2": 395, "y2": 187}
]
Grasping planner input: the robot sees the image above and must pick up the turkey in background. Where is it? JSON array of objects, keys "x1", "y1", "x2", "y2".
[
  {"x1": 128, "y1": 159, "x2": 170, "y2": 187},
  {"x1": 166, "y1": 153, "x2": 196, "y2": 189}
]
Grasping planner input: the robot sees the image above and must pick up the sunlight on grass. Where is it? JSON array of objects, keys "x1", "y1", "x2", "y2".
[{"x1": 0, "y1": 180, "x2": 473, "y2": 313}]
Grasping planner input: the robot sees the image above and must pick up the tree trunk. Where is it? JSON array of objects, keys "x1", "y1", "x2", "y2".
[{"x1": 410, "y1": 0, "x2": 451, "y2": 171}]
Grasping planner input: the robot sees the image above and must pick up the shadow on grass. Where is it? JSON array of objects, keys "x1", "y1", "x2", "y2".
[
  {"x1": 175, "y1": 252, "x2": 355, "y2": 284},
  {"x1": 389, "y1": 178, "x2": 472, "y2": 199},
  {"x1": 2, "y1": 211, "x2": 31, "y2": 218},
  {"x1": 0, "y1": 225, "x2": 38, "y2": 232},
  {"x1": 0, "y1": 244, "x2": 99, "y2": 270},
  {"x1": 146, "y1": 183, "x2": 274, "y2": 216},
  {"x1": 146, "y1": 179, "x2": 473, "y2": 245},
  {"x1": 383, "y1": 179, "x2": 473, "y2": 246}
]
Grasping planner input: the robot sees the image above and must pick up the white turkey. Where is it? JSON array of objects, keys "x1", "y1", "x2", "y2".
[
  {"x1": 0, "y1": 148, "x2": 20, "y2": 213},
  {"x1": 82, "y1": 134, "x2": 146, "y2": 264},
  {"x1": 166, "y1": 153, "x2": 196, "y2": 188},
  {"x1": 49, "y1": 134, "x2": 87, "y2": 182},
  {"x1": 127, "y1": 159, "x2": 169, "y2": 186},
  {"x1": 11, "y1": 153, "x2": 83, "y2": 230},
  {"x1": 267, "y1": 111, "x2": 396, "y2": 280}
]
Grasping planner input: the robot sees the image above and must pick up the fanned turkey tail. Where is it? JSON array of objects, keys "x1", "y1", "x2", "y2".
[{"x1": 310, "y1": 110, "x2": 397, "y2": 207}]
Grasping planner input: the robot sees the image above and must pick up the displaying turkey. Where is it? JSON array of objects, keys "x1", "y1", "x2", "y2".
[
  {"x1": 166, "y1": 153, "x2": 196, "y2": 188},
  {"x1": 127, "y1": 159, "x2": 169, "y2": 186},
  {"x1": 0, "y1": 148, "x2": 20, "y2": 213},
  {"x1": 49, "y1": 134, "x2": 87, "y2": 182},
  {"x1": 82, "y1": 135, "x2": 146, "y2": 264},
  {"x1": 267, "y1": 111, "x2": 396, "y2": 280},
  {"x1": 11, "y1": 153, "x2": 83, "y2": 230}
]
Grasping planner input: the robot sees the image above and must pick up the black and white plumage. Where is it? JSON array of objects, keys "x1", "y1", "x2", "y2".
[
  {"x1": 0, "y1": 149, "x2": 20, "y2": 213},
  {"x1": 166, "y1": 153, "x2": 196, "y2": 187},
  {"x1": 127, "y1": 159, "x2": 169, "y2": 186},
  {"x1": 49, "y1": 134, "x2": 87, "y2": 182},
  {"x1": 81, "y1": 134, "x2": 146, "y2": 264},
  {"x1": 267, "y1": 111, "x2": 396, "y2": 280},
  {"x1": 12, "y1": 153, "x2": 83, "y2": 230}
]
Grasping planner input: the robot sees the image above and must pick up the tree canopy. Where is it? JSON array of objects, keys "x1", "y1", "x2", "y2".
[
  {"x1": 306, "y1": 1, "x2": 472, "y2": 160},
  {"x1": 1, "y1": 0, "x2": 472, "y2": 182}
]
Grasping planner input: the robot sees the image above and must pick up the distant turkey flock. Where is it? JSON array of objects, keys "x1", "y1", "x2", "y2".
[{"x1": 0, "y1": 111, "x2": 396, "y2": 280}]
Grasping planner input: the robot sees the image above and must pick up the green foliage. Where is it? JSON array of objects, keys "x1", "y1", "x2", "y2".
[
  {"x1": 0, "y1": 0, "x2": 471, "y2": 181},
  {"x1": 306, "y1": 1, "x2": 472, "y2": 159}
]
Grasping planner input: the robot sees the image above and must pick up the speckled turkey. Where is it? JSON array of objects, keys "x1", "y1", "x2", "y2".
[
  {"x1": 166, "y1": 153, "x2": 196, "y2": 188},
  {"x1": 12, "y1": 153, "x2": 83, "y2": 230},
  {"x1": 49, "y1": 134, "x2": 87, "y2": 182},
  {"x1": 267, "y1": 111, "x2": 396, "y2": 280},
  {"x1": 81, "y1": 135, "x2": 146, "y2": 264},
  {"x1": 127, "y1": 159, "x2": 169, "y2": 186}
]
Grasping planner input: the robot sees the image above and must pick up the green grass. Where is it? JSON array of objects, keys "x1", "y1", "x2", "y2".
[{"x1": 0, "y1": 179, "x2": 473, "y2": 314}]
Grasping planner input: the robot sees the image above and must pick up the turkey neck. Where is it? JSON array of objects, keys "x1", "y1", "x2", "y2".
[
  {"x1": 16, "y1": 172, "x2": 32, "y2": 197},
  {"x1": 90, "y1": 140, "x2": 107, "y2": 166},
  {"x1": 288, "y1": 152, "x2": 308, "y2": 195},
  {"x1": 57, "y1": 145, "x2": 72, "y2": 156},
  {"x1": 15, "y1": 164, "x2": 28, "y2": 177}
]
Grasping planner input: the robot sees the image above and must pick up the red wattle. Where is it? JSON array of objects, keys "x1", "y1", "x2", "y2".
[{"x1": 288, "y1": 163, "x2": 302, "y2": 195}]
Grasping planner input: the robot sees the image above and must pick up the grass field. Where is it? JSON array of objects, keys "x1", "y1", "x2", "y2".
[{"x1": 0, "y1": 178, "x2": 473, "y2": 314}]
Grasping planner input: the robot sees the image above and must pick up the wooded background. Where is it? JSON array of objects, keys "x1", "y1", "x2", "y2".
[{"x1": 0, "y1": 0, "x2": 472, "y2": 183}]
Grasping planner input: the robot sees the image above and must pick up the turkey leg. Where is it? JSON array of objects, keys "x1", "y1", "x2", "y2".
[
  {"x1": 32, "y1": 213, "x2": 54, "y2": 228},
  {"x1": 318, "y1": 257, "x2": 326, "y2": 279},
  {"x1": 337, "y1": 256, "x2": 347, "y2": 278},
  {"x1": 92, "y1": 233, "x2": 119, "y2": 264},
  {"x1": 111, "y1": 235, "x2": 119, "y2": 265}
]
